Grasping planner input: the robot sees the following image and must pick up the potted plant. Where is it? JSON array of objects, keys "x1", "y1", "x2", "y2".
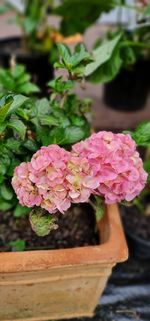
[
  {"x1": 84, "y1": 1, "x2": 150, "y2": 111},
  {"x1": 0, "y1": 44, "x2": 147, "y2": 321},
  {"x1": 121, "y1": 121, "x2": 150, "y2": 260},
  {"x1": 0, "y1": 0, "x2": 56, "y2": 94}
]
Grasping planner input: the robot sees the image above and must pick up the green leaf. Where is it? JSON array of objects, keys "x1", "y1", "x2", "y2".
[
  {"x1": 16, "y1": 107, "x2": 30, "y2": 120},
  {"x1": 0, "y1": 183, "x2": 14, "y2": 201},
  {"x1": 40, "y1": 115, "x2": 60, "y2": 127},
  {"x1": 144, "y1": 160, "x2": 150, "y2": 184},
  {"x1": 0, "y1": 68, "x2": 14, "y2": 89},
  {"x1": 0, "y1": 199, "x2": 13, "y2": 211},
  {"x1": 144, "y1": 4, "x2": 150, "y2": 16},
  {"x1": 7, "y1": 158, "x2": 20, "y2": 177},
  {"x1": 33, "y1": 98, "x2": 50, "y2": 118},
  {"x1": 8, "y1": 95, "x2": 29, "y2": 115},
  {"x1": 11, "y1": 65, "x2": 25, "y2": 79},
  {"x1": 70, "y1": 115, "x2": 86, "y2": 127},
  {"x1": 9, "y1": 239, "x2": 26, "y2": 251},
  {"x1": 88, "y1": 46, "x2": 122, "y2": 83},
  {"x1": 132, "y1": 121, "x2": 150, "y2": 147},
  {"x1": 94, "y1": 196, "x2": 104, "y2": 222},
  {"x1": 29, "y1": 208, "x2": 58, "y2": 237},
  {"x1": 18, "y1": 82, "x2": 40, "y2": 94},
  {"x1": 48, "y1": 77, "x2": 74, "y2": 93},
  {"x1": 70, "y1": 43, "x2": 92, "y2": 67},
  {"x1": 45, "y1": 127, "x2": 66, "y2": 145},
  {"x1": 6, "y1": 138, "x2": 22, "y2": 153},
  {"x1": 57, "y1": 43, "x2": 71, "y2": 65},
  {"x1": 23, "y1": 139, "x2": 39, "y2": 152},
  {"x1": 23, "y1": 17, "x2": 37, "y2": 35},
  {"x1": 0, "y1": 121, "x2": 7, "y2": 134},
  {"x1": 8, "y1": 119, "x2": 27, "y2": 140},
  {"x1": 0, "y1": 154, "x2": 11, "y2": 175},
  {"x1": 85, "y1": 33, "x2": 122, "y2": 77},
  {"x1": 14, "y1": 204, "x2": 31, "y2": 218},
  {"x1": 54, "y1": 0, "x2": 116, "y2": 35},
  {"x1": 63, "y1": 126, "x2": 86, "y2": 144},
  {"x1": 0, "y1": 101, "x2": 12, "y2": 124}
]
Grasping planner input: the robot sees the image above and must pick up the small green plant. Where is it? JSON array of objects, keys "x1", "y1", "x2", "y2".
[
  {"x1": 9, "y1": 239, "x2": 26, "y2": 251},
  {"x1": 0, "y1": 64, "x2": 39, "y2": 95}
]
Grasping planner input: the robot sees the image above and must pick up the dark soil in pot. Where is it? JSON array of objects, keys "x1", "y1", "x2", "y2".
[
  {"x1": 0, "y1": 203, "x2": 99, "y2": 252},
  {"x1": 103, "y1": 59, "x2": 150, "y2": 112},
  {"x1": 0, "y1": 37, "x2": 53, "y2": 95},
  {"x1": 120, "y1": 203, "x2": 150, "y2": 260}
]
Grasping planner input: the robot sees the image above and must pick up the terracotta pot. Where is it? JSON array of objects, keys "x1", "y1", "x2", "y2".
[{"x1": 0, "y1": 204, "x2": 128, "y2": 321}]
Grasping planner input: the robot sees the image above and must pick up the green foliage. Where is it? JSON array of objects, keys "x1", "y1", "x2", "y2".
[
  {"x1": 48, "y1": 77, "x2": 74, "y2": 94},
  {"x1": 85, "y1": 33, "x2": 123, "y2": 83},
  {"x1": 144, "y1": 160, "x2": 150, "y2": 184},
  {"x1": 29, "y1": 208, "x2": 58, "y2": 237},
  {"x1": 54, "y1": 43, "x2": 93, "y2": 79},
  {"x1": 0, "y1": 64, "x2": 39, "y2": 95},
  {"x1": 129, "y1": 121, "x2": 150, "y2": 147},
  {"x1": 94, "y1": 196, "x2": 104, "y2": 222},
  {"x1": 9, "y1": 239, "x2": 26, "y2": 251},
  {"x1": 0, "y1": 45, "x2": 92, "y2": 217},
  {"x1": 13, "y1": 204, "x2": 31, "y2": 218},
  {"x1": 54, "y1": 0, "x2": 116, "y2": 36},
  {"x1": 144, "y1": 4, "x2": 150, "y2": 16}
]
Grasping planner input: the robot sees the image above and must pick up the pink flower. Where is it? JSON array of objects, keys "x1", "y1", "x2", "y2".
[
  {"x1": 66, "y1": 156, "x2": 99, "y2": 203},
  {"x1": 72, "y1": 131, "x2": 147, "y2": 203},
  {"x1": 30, "y1": 145, "x2": 71, "y2": 213},
  {"x1": 12, "y1": 162, "x2": 42, "y2": 207}
]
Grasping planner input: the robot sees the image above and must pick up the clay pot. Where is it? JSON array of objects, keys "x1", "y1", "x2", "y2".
[{"x1": 0, "y1": 204, "x2": 128, "y2": 321}]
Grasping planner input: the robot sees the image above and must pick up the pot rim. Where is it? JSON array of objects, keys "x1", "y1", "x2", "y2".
[{"x1": 0, "y1": 204, "x2": 128, "y2": 273}]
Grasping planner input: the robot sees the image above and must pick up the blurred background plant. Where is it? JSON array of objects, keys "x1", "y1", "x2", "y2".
[
  {"x1": 0, "y1": 0, "x2": 55, "y2": 52},
  {"x1": 81, "y1": 0, "x2": 150, "y2": 111}
]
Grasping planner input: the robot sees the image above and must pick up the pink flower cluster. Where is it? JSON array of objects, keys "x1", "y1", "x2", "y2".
[
  {"x1": 12, "y1": 132, "x2": 147, "y2": 214},
  {"x1": 12, "y1": 145, "x2": 99, "y2": 213},
  {"x1": 72, "y1": 132, "x2": 147, "y2": 204}
]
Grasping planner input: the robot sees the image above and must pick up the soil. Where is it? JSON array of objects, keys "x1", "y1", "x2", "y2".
[
  {"x1": 0, "y1": 203, "x2": 99, "y2": 252},
  {"x1": 120, "y1": 204, "x2": 150, "y2": 241}
]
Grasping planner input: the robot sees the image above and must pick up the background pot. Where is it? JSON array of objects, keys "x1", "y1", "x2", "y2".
[
  {"x1": 121, "y1": 205, "x2": 150, "y2": 260},
  {"x1": 0, "y1": 37, "x2": 54, "y2": 95},
  {"x1": 103, "y1": 59, "x2": 150, "y2": 112},
  {"x1": 0, "y1": 204, "x2": 128, "y2": 321}
]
